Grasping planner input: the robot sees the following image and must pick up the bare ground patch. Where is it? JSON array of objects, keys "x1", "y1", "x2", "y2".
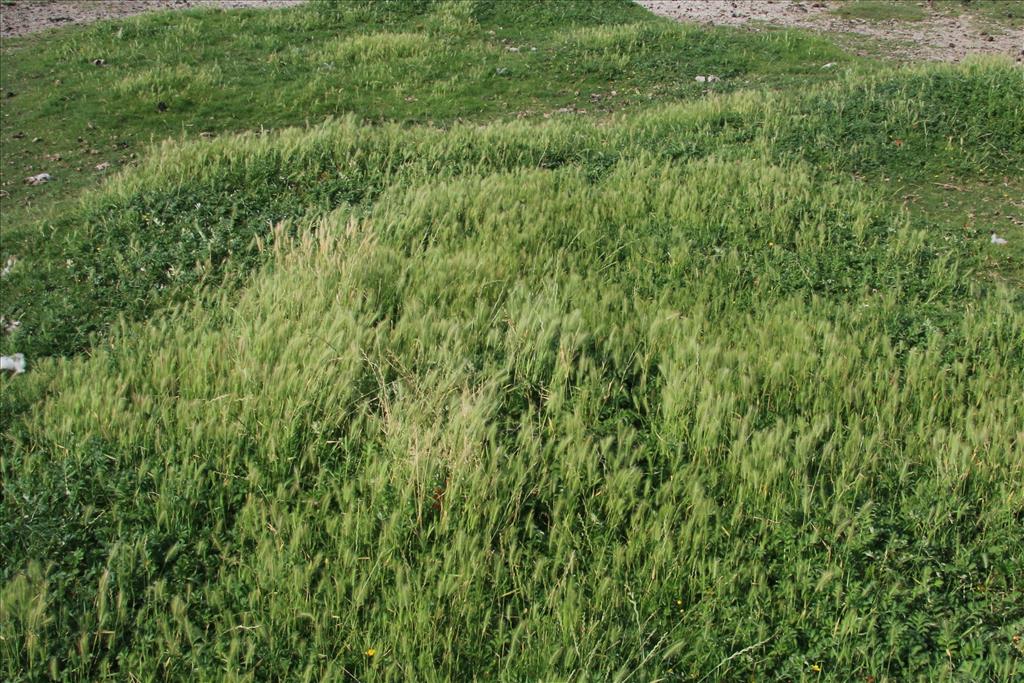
[
  {"x1": 1, "y1": 0, "x2": 304, "y2": 38},
  {"x1": 638, "y1": 0, "x2": 1024, "y2": 62}
]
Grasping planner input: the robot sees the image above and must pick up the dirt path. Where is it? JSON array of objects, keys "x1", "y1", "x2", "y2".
[
  {"x1": 638, "y1": 0, "x2": 1024, "y2": 62},
  {"x1": 0, "y1": 0, "x2": 304, "y2": 38}
]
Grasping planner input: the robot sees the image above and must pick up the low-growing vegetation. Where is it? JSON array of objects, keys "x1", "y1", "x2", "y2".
[
  {"x1": 831, "y1": 1, "x2": 928, "y2": 23},
  {"x1": 1, "y1": 1, "x2": 1022, "y2": 680},
  {"x1": 0, "y1": 0, "x2": 847, "y2": 224}
]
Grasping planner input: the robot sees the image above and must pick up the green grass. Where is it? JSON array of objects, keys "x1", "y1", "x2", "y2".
[
  {"x1": 0, "y1": 0, "x2": 847, "y2": 226},
  {"x1": 830, "y1": 1, "x2": 929, "y2": 23},
  {"x1": 3, "y1": 57, "x2": 1020, "y2": 365},
  {"x1": 1, "y1": 1, "x2": 1023, "y2": 681}
]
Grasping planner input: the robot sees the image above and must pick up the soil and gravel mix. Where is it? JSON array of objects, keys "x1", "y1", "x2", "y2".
[
  {"x1": 1, "y1": 0, "x2": 304, "y2": 38},
  {"x1": 638, "y1": 0, "x2": 1023, "y2": 62}
]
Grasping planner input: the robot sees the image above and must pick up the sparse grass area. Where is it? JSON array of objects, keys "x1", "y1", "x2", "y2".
[
  {"x1": 901, "y1": 178, "x2": 1024, "y2": 289},
  {"x1": 1, "y1": 1, "x2": 1022, "y2": 681},
  {"x1": 835, "y1": 0, "x2": 1024, "y2": 31},
  {"x1": 932, "y1": 0, "x2": 1024, "y2": 30},
  {"x1": 830, "y1": 1, "x2": 928, "y2": 23}
]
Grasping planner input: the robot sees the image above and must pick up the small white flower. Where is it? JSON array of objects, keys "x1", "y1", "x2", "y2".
[{"x1": 991, "y1": 233, "x2": 1008, "y2": 245}]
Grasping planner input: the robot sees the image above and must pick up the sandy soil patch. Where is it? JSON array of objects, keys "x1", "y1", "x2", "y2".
[
  {"x1": 1, "y1": 0, "x2": 304, "y2": 38},
  {"x1": 638, "y1": 0, "x2": 1024, "y2": 62}
]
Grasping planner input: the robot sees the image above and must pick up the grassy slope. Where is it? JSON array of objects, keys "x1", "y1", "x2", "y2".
[
  {"x1": 0, "y1": 0, "x2": 857, "y2": 359},
  {"x1": 1, "y1": 1, "x2": 1023, "y2": 681},
  {"x1": 0, "y1": 0, "x2": 844, "y2": 222}
]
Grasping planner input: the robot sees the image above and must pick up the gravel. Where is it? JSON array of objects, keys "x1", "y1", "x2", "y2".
[{"x1": 1, "y1": 0, "x2": 305, "y2": 38}]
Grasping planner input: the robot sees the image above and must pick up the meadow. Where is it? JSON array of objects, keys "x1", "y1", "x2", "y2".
[{"x1": 1, "y1": 1, "x2": 1022, "y2": 680}]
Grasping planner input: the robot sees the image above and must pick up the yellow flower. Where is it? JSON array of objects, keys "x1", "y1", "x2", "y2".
[
  {"x1": 811, "y1": 663, "x2": 822, "y2": 673},
  {"x1": 365, "y1": 648, "x2": 376, "y2": 657}
]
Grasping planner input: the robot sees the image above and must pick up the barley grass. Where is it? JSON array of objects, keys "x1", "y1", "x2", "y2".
[
  {"x1": 3, "y1": 152, "x2": 1022, "y2": 680},
  {"x1": 0, "y1": 1, "x2": 1022, "y2": 680},
  {"x1": 314, "y1": 32, "x2": 435, "y2": 64},
  {"x1": 3, "y1": 58, "x2": 1020, "y2": 365},
  {"x1": 114, "y1": 63, "x2": 224, "y2": 98}
]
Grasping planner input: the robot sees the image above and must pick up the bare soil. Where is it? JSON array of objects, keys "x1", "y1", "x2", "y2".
[
  {"x1": 638, "y1": 0, "x2": 1024, "y2": 62},
  {"x1": 0, "y1": 0, "x2": 304, "y2": 38}
]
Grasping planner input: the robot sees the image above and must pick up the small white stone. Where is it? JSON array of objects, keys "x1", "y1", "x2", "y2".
[{"x1": 1, "y1": 353, "x2": 26, "y2": 375}]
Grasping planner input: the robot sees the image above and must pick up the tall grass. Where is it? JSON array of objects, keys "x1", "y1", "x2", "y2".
[
  {"x1": 3, "y1": 154, "x2": 1022, "y2": 679},
  {"x1": 114, "y1": 62, "x2": 224, "y2": 98},
  {"x1": 2, "y1": 59, "x2": 1020, "y2": 364},
  {"x1": 1, "y1": 2, "x2": 1022, "y2": 680}
]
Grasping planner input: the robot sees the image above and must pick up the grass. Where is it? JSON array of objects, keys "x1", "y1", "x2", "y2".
[
  {"x1": 0, "y1": 0, "x2": 847, "y2": 225},
  {"x1": 1, "y1": 1, "x2": 1023, "y2": 681},
  {"x1": 830, "y1": 1, "x2": 928, "y2": 23},
  {"x1": 3, "y1": 58, "x2": 1020, "y2": 364}
]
